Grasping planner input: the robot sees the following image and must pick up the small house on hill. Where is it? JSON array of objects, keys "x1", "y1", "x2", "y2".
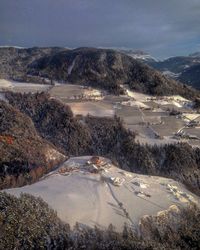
[{"x1": 90, "y1": 156, "x2": 101, "y2": 165}]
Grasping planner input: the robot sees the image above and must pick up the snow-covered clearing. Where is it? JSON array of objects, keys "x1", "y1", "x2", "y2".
[
  {"x1": 4, "y1": 156, "x2": 199, "y2": 232},
  {"x1": 0, "y1": 79, "x2": 13, "y2": 89},
  {"x1": 68, "y1": 58, "x2": 76, "y2": 75},
  {"x1": 182, "y1": 113, "x2": 200, "y2": 121},
  {"x1": 66, "y1": 102, "x2": 114, "y2": 117},
  {"x1": 0, "y1": 79, "x2": 50, "y2": 93}
]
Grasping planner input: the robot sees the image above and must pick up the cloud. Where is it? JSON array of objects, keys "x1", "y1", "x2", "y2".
[{"x1": 0, "y1": 0, "x2": 200, "y2": 58}]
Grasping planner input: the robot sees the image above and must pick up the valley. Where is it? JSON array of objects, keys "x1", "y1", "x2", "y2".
[
  {"x1": 2, "y1": 78, "x2": 199, "y2": 147},
  {"x1": 0, "y1": 47, "x2": 200, "y2": 249},
  {"x1": 1, "y1": 0, "x2": 200, "y2": 247}
]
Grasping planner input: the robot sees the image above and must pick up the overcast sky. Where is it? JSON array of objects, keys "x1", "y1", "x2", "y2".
[{"x1": 0, "y1": 0, "x2": 200, "y2": 58}]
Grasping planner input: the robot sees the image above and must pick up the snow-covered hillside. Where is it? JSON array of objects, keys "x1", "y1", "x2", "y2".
[
  {"x1": 117, "y1": 49, "x2": 157, "y2": 62},
  {"x1": 5, "y1": 156, "x2": 199, "y2": 231}
]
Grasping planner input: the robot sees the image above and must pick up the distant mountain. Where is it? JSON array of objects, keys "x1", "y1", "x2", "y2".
[
  {"x1": 150, "y1": 52, "x2": 200, "y2": 89},
  {"x1": 115, "y1": 49, "x2": 157, "y2": 63},
  {"x1": 150, "y1": 55, "x2": 200, "y2": 73},
  {"x1": 179, "y1": 64, "x2": 200, "y2": 89},
  {"x1": 189, "y1": 52, "x2": 200, "y2": 57}
]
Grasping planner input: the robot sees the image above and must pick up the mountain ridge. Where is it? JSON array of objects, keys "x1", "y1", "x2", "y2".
[
  {"x1": 149, "y1": 52, "x2": 200, "y2": 89},
  {"x1": 0, "y1": 46, "x2": 199, "y2": 99},
  {"x1": 28, "y1": 47, "x2": 199, "y2": 99}
]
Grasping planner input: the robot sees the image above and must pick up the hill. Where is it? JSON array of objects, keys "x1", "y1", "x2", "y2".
[
  {"x1": 0, "y1": 46, "x2": 67, "y2": 82},
  {"x1": 150, "y1": 55, "x2": 200, "y2": 74},
  {"x1": 0, "y1": 47, "x2": 199, "y2": 99},
  {"x1": 0, "y1": 100, "x2": 66, "y2": 189},
  {"x1": 115, "y1": 49, "x2": 157, "y2": 63},
  {"x1": 150, "y1": 53, "x2": 200, "y2": 90},
  {"x1": 1, "y1": 191, "x2": 200, "y2": 250},
  {"x1": 5, "y1": 156, "x2": 200, "y2": 232},
  {"x1": 179, "y1": 64, "x2": 200, "y2": 89},
  {"x1": 28, "y1": 47, "x2": 199, "y2": 99}
]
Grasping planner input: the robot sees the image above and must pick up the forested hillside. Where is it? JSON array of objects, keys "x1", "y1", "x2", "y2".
[
  {"x1": 0, "y1": 100, "x2": 66, "y2": 189},
  {"x1": 1, "y1": 192, "x2": 199, "y2": 250},
  {"x1": 5, "y1": 92, "x2": 200, "y2": 194}
]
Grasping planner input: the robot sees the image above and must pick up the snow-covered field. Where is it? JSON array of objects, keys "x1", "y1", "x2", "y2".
[
  {"x1": 0, "y1": 79, "x2": 50, "y2": 93},
  {"x1": 4, "y1": 156, "x2": 199, "y2": 231},
  {"x1": 49, "y1": 84, "x2": 102, "y2": 101},
  {"x1": 182, "y1": 113, "x2": 200, "y2": 121},
  {"x1": 0, "y1": 79, "x2": 13, "y2": 89},
  {"x1": 11, "y1": 82, "x2": 51, "y2": 93},
  {"x1": 126, "y1": 91, "x2": 149, "y2": 102},
  {"x1": 66, "y1": 102, "x2": 115, "y2": 117},
  {"x1": 1, "y1": 79, "x2": 199, "y2": 147}
]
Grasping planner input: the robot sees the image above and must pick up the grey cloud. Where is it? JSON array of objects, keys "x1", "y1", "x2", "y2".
[{"x1": 0, "y1": 0, "x2": 200, "y2": 58}]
